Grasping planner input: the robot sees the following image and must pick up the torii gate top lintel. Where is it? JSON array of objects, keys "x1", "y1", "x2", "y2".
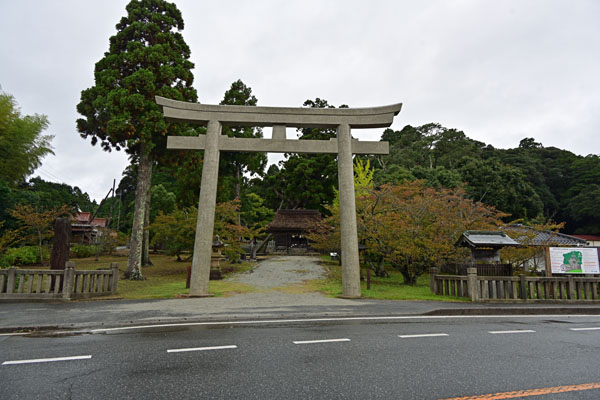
[{"x1": 155, "y1": 96, "x2": 402, "y2": 129}]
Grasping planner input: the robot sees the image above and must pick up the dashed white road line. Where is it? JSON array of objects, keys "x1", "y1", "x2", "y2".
[
  {"x1": 570, "y1": 327, "x2": 600, "y2": 331},
  {"x1": 167, "y1": 345, "x2": 237, "y2": 353},
  {"x1": 488, "y1": 330, "x2": 536, "y2": 334},
  {"x1": 293, "y1": 338, "x2": 350, "y2": 345},
  {"x1": 399, "y1": 333, "x2": 449, "y2": 338},
  {"x1": 2, "y1": 355, "x2": 92, "y2": 366}
]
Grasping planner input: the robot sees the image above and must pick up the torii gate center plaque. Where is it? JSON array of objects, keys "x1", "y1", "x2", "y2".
[{"x1": 156, "y1": 96, "x2": 402, "y2": 298}]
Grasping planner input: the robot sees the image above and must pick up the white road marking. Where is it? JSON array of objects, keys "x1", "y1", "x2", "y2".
[
  {"x1": 570, "y1": 327, "x2": 600, "y2": 331},
  {"x1": 0, "y1": 332, "x2": 30, "y2": 336},
  {"x1": 87, "y1": 315, "x2": 600, "y2": 334},
  {"x1": 488, "y1": 330, "x2": 536, "y2": 334},
  {"x1": 399, "y1": 333, "x2": 449, "y2": 338},
  {"x1": 167, "y1": 345, "x2": 237, "y2": 353},
  {"x1": 293, "y1": 338, "x2": 350, "y2": 345},
  {"x1": 2, "y1": 355, "x2": 92, "y2": 365}
]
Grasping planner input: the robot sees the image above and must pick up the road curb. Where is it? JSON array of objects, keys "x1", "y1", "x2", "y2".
[
  {"x1": 424, "y1": 307, "x2": 600, "y2": 315},
  {"x1": 3, "y1": 306, "x2": 600, "y2": 334}
]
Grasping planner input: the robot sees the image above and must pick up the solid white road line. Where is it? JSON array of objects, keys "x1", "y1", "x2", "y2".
[
  {"x1": 488, "y1": 330, "x2": 536, "y2": 334},
  {"x1": 167, "y1": 345, "x2": 237, "y2": 353},
  {"x1": 2, "y1": 355, "x2": 92, "y2": 365},
  {"x1": 0, "y1": 332, "x2": 30, "y2": 336},
  {"x1": 570, "y1": 327, "x2": 600, "y2": 331},
  {"x1": 88, "y1": 315, "x2": 600, "y2": 334},
  {"x1": 399, "y1": 333, "x2": 449, "y2": 338},
  {"x1": 293, "y1": 338, "x2": 350, "y2": 345}
]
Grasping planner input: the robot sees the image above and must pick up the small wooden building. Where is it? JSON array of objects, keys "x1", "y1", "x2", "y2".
[
  {"x1": 71, "y1": 212, "x2": 107, "y2": 244},
  {"x1": 456, "y1": 230, "x2": 520, "y2": 263},
  {"x1": 266, "y1": 209, "x2": 321, "y2": 252}
]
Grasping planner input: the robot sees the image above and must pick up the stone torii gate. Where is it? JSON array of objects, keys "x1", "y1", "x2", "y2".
[{"x1": 156, "y1": 96, "x2": 402, "y2": 298}]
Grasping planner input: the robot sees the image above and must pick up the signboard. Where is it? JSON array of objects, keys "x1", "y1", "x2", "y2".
[{"x1": 549, "y1": 247, "x2": 600, "y2": 274}]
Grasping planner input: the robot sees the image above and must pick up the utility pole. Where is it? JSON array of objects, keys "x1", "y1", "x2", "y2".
[
  {"x1": 108, "y1": 179, "x2": 116, "y2": 228},
  {"x1": 116, "y1": 189, "x2": 122, "y2": 232}
]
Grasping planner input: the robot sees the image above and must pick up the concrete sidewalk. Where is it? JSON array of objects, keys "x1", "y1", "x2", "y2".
[{"x1": 2, "y1": 294, "x2": 600, "y2": 333}]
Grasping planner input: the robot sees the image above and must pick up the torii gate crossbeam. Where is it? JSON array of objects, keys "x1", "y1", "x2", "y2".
[{"x1": 156, "y1": 96, "x2": 402, "y2": 298}]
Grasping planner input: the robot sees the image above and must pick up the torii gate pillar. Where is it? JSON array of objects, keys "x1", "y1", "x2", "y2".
[
  {"x1": 337, "y1": 123, "x2": 361, "y2": 296},
  {"x1": 156, "y1": 96, "x2": 402, "y2": 298}
]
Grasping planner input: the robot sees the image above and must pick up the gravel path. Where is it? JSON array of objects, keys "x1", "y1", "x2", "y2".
[
  {"x1": 227, "y1": 255, "x2": 326, "y2": 288},
  {"x1": 106, "y1": 256, "x2": 359, "y2": 319}
]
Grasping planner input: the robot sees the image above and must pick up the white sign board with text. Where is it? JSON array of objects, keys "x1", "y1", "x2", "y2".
[{"x1": 549, "y1": 247, "x2": 600, "y2": 274}]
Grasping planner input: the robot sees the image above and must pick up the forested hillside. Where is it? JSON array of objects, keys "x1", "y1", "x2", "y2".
[{"x1": 366, "y1": 124, "x2": 599, "y2": 235}]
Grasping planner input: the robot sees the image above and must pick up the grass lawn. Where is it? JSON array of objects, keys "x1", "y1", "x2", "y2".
[
  {"x1": 71, "y1": 254, "x2": 258, "y2": 300},
  {"x1": 315, "y1": 257, "x2": 468, "y2": 302},
  {"x1": 67, "y1": 254, "x2": 467, "y2": 302}
]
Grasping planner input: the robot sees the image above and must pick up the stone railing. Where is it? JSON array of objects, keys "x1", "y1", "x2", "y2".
[
  {"x1": 430, "y1": 267, "x2": 600, "y2": 303},
  {"x1": 0, "y1": 261, "x2": 119, "y2": 301}
]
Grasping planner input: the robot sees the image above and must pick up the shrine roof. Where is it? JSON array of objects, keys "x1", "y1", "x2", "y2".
[{"x1": 266, "y1": 209, "x2": 321, "y2": 232}]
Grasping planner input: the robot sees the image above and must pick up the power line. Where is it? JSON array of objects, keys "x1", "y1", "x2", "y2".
[{"x1": 35, "y1": 168, "x2": 63, "y2": 182}]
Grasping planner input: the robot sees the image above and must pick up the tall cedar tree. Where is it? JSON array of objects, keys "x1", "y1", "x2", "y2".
[
  {"x1": 76, "y1": 0, "x2": 197, "y2": 279},
  {"x1": 218, "y1": 80, "x2": 267, "y2": 202},
  {"x1": 274, "y1": 99, "x2": 342, "y2": 212}
]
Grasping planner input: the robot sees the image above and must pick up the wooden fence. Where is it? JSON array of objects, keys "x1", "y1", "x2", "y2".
[
  {"x1": 441, "y1": 263, "x2": 513, "y2": 276},
  {"x1": 0, "y1": 261, "x2": 119, "y2": 300},
  {"x1": 430, "y1": 267, "x2": 600, "y2": 302}
]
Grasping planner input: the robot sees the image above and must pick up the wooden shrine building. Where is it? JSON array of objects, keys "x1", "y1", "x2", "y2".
[{"x1": 266, "y1": 210, "x2": 321, "y2": 252}]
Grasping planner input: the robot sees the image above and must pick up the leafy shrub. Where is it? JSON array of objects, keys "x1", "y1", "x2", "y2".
[
  {"x1": 70, "y1": 244, "x2": 96, "y2": 258},
  {"x1": 0, "y1": 246, "x2": 45, "y2": 266}
]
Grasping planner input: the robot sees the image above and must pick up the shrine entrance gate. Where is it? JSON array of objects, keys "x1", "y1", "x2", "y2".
[{"x1": 156, "y1": 96, "x2": 402, "y2": 298}]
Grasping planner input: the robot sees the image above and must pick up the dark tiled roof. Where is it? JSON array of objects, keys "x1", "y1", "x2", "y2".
[
  {"x1": 457, "y1": 231, "x2": 519, "y2": 248},
  {"x1": 266, "y1": 209, "x2": 321, "y2": 232},
  {"x1": 502, "y1": 224, "x2": 586, "y2": 246}
]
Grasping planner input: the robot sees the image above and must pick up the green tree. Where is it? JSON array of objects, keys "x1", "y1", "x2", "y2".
[
  {"x1": 362, "y1": 182, "x2": 503, "y2": 284},
  {"x1": 76, "y1": 0, "x2": 198, "y2": 279},
  {"x1": 567, "y1": 184, "x2": 600, "y2": 235},
  {"x1": 376, "y1": 123, "x2": 485, "y2": 171},
  {"x1": 240, "y1": 192, "x2": 274, "y2": 232},
  {"x1": 10, "y1": 204, "x2": 71, "y2": 265},
  {"x1": 0, "y1": 91, "x2": 53, "y2": 185},
  {"x1": 218, "y1": 80, "x2": 267, "y2": 202},
  {"x1": 275, "y1": 98, "x2": 342, "y2": 212},
  {"x1": 150, "y1": 200, "x2": 250, "y2": 261},
  {"x1": 458, "y1": 157, "x2": 543, "y2": 220},
  {"x1": 150, "y1": 184, "x2": 176, "y2": 222},
  {"x1": 21, "y1": 177, "x2": 95, "y2": 212},
  {"x1": 149, "y1": 206, "x2": 196, "y2": 260}
]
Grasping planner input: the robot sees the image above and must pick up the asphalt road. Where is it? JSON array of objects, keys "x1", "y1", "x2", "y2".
[{"x1": 2, "y1": 315, "x2": 600, "y2": 399}]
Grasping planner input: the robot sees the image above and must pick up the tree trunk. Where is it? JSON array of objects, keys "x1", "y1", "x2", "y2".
[
  {"x1": 370, "y1": 257, "x2": 389, "y2": 278},
  {"x1": 235, "y1": 163, "x2": 241, "y2": 200},
  {"x1": 142, "y1": 180, "x2": 153, "y2": 267},
  {"x1": 125, "y1": 145, "x2": 152, "y2": 280}
]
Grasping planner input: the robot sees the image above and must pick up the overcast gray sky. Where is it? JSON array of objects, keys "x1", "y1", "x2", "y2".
[{"x1": 1, "y1": 0, "x2": 598, "y2": 201}]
